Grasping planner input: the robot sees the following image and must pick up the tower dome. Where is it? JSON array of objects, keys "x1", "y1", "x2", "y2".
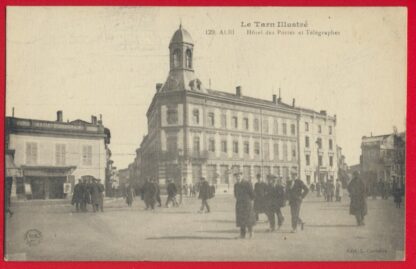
[{"x1": 169, "y1": 24, "x2": 194, "y2": 46}]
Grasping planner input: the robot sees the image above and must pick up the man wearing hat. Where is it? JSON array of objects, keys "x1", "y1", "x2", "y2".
[
  {"x1": 234, "y1": 172, "x2": 255, "y2": 238},
  {"x1": 286, "y1": 173, "x2": 309, "y2": 233},
  {"x1": 347, "y1": 171, "x2": 367, "y2": 226},
  {"x1": 96, "y1": 178, "x2": 105, "y2": 212},
  {"x1": 253, "y1": 173, "x2": 267, "y2": 221},
  {"x1": 265, "y1": 175, "x2": 286, "y2": 232},
  {"x1": 198, "y1": 177, "x2": 211, "y2": 213}
]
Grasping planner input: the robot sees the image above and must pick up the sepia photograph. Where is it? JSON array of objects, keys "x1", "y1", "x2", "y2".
[{"x1": 4, "y1": 6, "x2": 407, "y2": 261}]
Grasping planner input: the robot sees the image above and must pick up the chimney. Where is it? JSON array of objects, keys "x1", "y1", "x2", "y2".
[
  {"x1": 273, "y1": 94, "x2": 277, "y2": 104},
  {"x1": 91, "y1": 115, "x2": 97, "y2": 125},
  {"x1": 236, "y1": 86, "x2": 242, "y2": 97},
  {"x1": 156, "y1": 83, "x2": 163, "y2": 93},
  {"x1": 98, "y1": 114, "x2": 103, "y2": 125},
  {"x1": 320, "y1": 110, "x2": 327, "y2": 116},
  {"x1": 292, "y1": 98, "x2": 296, "y2": 107},
  {"x1": 12, "y1": 107, "x2": 15, "y2": 117},
  {"x1": 57, "y1": 110, "x2": 63, "y2": 122},
  {"x1": 278, "y1": 88, "x2": 282, "y2": 103}
]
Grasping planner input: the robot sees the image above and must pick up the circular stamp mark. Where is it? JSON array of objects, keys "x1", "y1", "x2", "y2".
[{"x1": 24, "y1": 229, "x2": 42, "y2": 246}]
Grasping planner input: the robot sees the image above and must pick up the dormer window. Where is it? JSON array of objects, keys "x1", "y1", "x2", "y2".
[
  {"x1": 173, "y1": 49, "x2": 181, "y2": 68},
  {"x1": 186, "y1": 49, "x2": 192, "y2": 68}
]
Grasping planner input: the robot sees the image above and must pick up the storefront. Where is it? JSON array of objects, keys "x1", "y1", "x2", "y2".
[{"x1": 20, "y1": 166, "x2": 76, "y2": 200}]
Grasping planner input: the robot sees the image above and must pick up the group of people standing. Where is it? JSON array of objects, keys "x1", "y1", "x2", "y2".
[
  {"x1": 71, "y1": 178, "x2": 105, "y2": 213},
  {"x1": 234, "y1": 173, "x2": 309, "y2": 239},
  {"x1": 310, "y1": 179, "x2": 343, "y2": 202}
]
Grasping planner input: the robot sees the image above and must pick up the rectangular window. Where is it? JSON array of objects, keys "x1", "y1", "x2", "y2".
[
  {"x1": 283, "y1": 141, "x2": 288, "y2": 161},
  {"x1": 291, "y1": 143, "x2": 297, "y2": 159},
  {"x1": 273, "y1": 120, "x2": 279, "y2": 134},
  {"x1": 282, "y1": 123, "x2": 287, "y2": 135},
  {"x1": 192, "y1": 109, "x2": 199, "y2": 124},
  {"x1": 305, "y1": 136, "x2": 310, "y2": 148},
  {"x1": 221, "y1": 114, "x2": 227, "y2": 128},
  {"x1": 329, "y1": 139, "x2": 333, "y2": 150},
  {"x1": 273, "y1": 166, "x2": 280, "y2": 176},
  {"x1": 330, "y1": 156, "x2": 334, "y2": 167},
  {"x1": 263, "y1": 119, "x2": 269, "y2": 133},
  {"x1": 167, "y1": 136, "x2": 177, "y2": 153},
  {"x1": 244, "y1": 141, "x2": 250, "y2": 154},
  {"x1": 273, "y1": 143, "x2": 279, "y2": 159},
  {"x1": 232, "y1": 116, "x2": 238, "y2": 129},
  {"x1": 329, "y1": 126, "x2": 333, "y2": 135},
  {"x1": 318, "y1": 125, "x2": 322, "y2": 133},
  {"x1": 305, "y1": 122, "x2": 309, "y2": 132},
  {"x1": 208, "y1": 138, "x2": 215, "y2": 152},
  {"x1": 306, "y1": 175, "x2": 311, "y2": 185},
  {"x1": 26, "y1": 142, "x2": 38, "y2": 165},
  {"x1": 318, "y1": 155, "x2": 323, "y2": 166},
  {"x1": 55, "y1": 144, "x2": 66, "y2": 166},
  {"x1": 317, "y1": 138, "x2": 322, "y2": 149},
  {"x1": 82, "y1": 145, "x2": 92, "y2": 166},
  {"x1": 221, "y1": 140, "x2": 227, "y2": 153},
  {"x1": 193, "y1": 137, "x2": 200, "y2": 154},
  {"x1": 291, "y1": 124, "x2": 296, "y2": 135},
  {"x1": 306, "y1": 154, "x2": 310, "y2": 166},
  {"x1": 254, "y1": 119, "x2": 259, "y2": 132},
  {"x1": 167, "y1": 108, "x2": 178, "y2": 124},
  {"x1": 254, "y1": 142, "x2": 260, "y2": 155},
  {"x1": 233, "y1": 141, "x2": 239, "y2": 154},
  {"x1": 243, "y1": 117, "x2": 249, "y2": 130},
  {"x1": 208, "y1": 112, "x2": 215, "y2": 127},
  {"x1": 264, "y1": 142, "x2": 269, "y2": 160}
]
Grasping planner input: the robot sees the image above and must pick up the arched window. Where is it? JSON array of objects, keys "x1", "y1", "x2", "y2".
[
  {"x1": 186, "y1": 49, "x2": 192, "y2": 68},
  {"x1": 173, "y1": 49, "x2": 181, "y2": 68}
]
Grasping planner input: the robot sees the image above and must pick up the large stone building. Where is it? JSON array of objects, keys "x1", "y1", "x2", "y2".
[
  {"x1": 360, "y1": 132, "x2": 406, "y2": 186},
  {"x1": 139, "y1": 26, "x2": 338, "y2": 193},
  {"x1": 5, "y1": 111, "x2": 111, "y2": 200}
]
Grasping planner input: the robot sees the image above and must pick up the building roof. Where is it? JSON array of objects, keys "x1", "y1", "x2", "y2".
[{"x1": 170, "y1": 25, "x2": 193, "y2": 45}]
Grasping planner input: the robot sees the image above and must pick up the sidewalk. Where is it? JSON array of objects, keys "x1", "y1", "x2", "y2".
[{"x1": 10, "y1": 196, "x2": 123, "y2": 207}]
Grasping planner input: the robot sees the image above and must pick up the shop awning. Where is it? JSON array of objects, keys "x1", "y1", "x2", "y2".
[{"x1": 21, "y1": 165, "x2": 77, "y2": 177}]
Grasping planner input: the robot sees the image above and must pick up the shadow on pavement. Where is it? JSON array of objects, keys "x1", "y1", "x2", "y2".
[
  {"x1": 146, "y1": 235, "x2": 235, "y2": 240},
  {"x1": 197, "y1": 229, "x2": 238, "y2": 234},
  {"x1": 306, "y1": 224, "x2": 357, "y2": 228}
]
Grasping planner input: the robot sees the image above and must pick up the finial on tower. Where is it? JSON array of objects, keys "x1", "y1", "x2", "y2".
[{"x1": 179, "y1": 19, "x2": 182, "y2": 29}]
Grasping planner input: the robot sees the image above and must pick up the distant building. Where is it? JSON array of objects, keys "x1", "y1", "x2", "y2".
[
  {"x1": 360, "y1": 132, "x2": 406, "y2": 185},
  {"x1": 139, "y1": 25, "x2": 338, "y2": 192},
  {"x1": 5, "y1": 111, "x2": 111, "y2": 200}
]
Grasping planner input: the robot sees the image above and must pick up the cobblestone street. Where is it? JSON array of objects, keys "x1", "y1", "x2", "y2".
[{"x1": 5, "y1": 193, "x2": 405, "y2": 261}]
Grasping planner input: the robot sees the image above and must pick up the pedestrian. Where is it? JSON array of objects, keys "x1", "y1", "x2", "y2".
[
  {"x1": 327, "y1": 180, "x2": 335, "y2": 202},
  {"x1": 80, "y1": 179, "x2": 90, "y2": 212},
  {"x1": 347, "y1": 171, "x2": 367, "y2": 226},
  {"x1": 125, "y1": 183, "x2": 135, "y2": 207},
  {"x1": 89, "y1": 178, "x2": 103, "y2": 212},
  {"x1": 253, "y1": 173, "x2": 267, "y2": 221},
  {"x1": 71, "y1": 179, "x2": 83, "y2": 212},
  {"x1": 198, "y1": 177, "x2": 211, "y2": 213},
  {"x1": 143, "y1": 178, "x2": 157, "y2": 210},
  {"x1": 154, "y1": 179, "x2": 162, "y2": 207},
  {"x1": 316, "y1": 181, "x2": 321, "y2": 197},
  {"x1": 392, "y1": 177, "x2": 403, "y2": 208},
  {"x1": 97, "y1": 178, "x2": 105, "y2": 212},
  {"x1": 234, "y1": 172, "x2": 256, "y2": 239},
  {"x1": 265, "y1": 176, "x2": 285, "y2": 232},
  {"x1": 310, "y1": 183, "x2": 315, "y2": 193},
  {"x1": 166, "y1": 179, "x2": 179, "y2": 207},
  {"x1": 286, "y1": 175, "x2": 309, "y2": 233},
  {"x1": 335, "y1": 179, "x2": 343, "y2": 202}
]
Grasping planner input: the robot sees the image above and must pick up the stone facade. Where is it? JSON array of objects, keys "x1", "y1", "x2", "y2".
[{"x1": 139, "y1": 26, "x2": 338, "y2": 193}]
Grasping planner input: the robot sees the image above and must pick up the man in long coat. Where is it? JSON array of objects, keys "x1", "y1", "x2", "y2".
[
  {"x1": 198, "y1": 177, "x2": 211, "y2": 213},
  {"x1": 265, "y1": 176, "x2": 286, "y2": 232},
  {"x1": 71, "y1": 179, "x2": 83, "y2": 212},
  {"x1": 80, "y1": 179, "x2": 90, "y2": 212},
  {"x1": 286, "y1": 175, "x2": 309, "y2": 233},
  {"x1": 143, "y1": 178, "x2": 157, "y2": 210},
  {"x1": 96, "y1": 179, "x2": 105, "y2": 212},
  {"x1": 165, "y1": 179, "x2": 179, "y2": 207},
  {"x1": 234, "y1": 173, "x2": 256, "y2": 239},
  {"x1": 253, "y1": 173, "x2": 268, "y2": 221},
  {"x1": 89, "y1": 179, "x2": 102, "y2": 212},
  {"x1": 125, "y1": 183, "x2": 135, "y2": 207},
  {"x1": 348, "y1": 171, "x2": 367, "y2": 226}
]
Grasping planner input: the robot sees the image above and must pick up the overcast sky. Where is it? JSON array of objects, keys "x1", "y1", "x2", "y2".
[{"x1": 6, "y1": 7, "x2": 407, "y2": 169}]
